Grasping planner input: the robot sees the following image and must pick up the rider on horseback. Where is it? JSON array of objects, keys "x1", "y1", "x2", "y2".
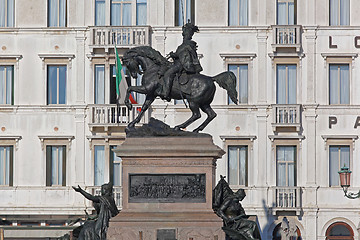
[{"x1": 161, "y1": 22, "x2": 203, "y2": 102}]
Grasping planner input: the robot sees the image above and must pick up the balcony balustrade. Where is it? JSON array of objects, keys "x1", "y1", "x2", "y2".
[
  {"x1": 272, "y1": 104, "x2": 301, "y2": 132},
  {"x1": 272, "y1": 186, "x2": 301, "y2": 214},
  {"x1": 89, "y1": 26, "x2": 150, "y2": 52},
  {"x1": 88, "y1": 104, "x2": 149, "y2": 132},
  {"x1": 272, "y1": 25, "x2": 301, "y2": 52}
]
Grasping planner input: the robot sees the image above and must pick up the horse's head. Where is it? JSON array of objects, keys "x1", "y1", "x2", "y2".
[{"x1": 122, "y1": 57, "x2": 141, "y2": 79}]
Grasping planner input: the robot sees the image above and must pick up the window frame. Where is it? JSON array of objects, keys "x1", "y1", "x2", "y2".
[
  {"x1": 276, "y1": 0, "x2": 296, "y2": 25},
  {"x1": 46, "y1": 145, "x2": 66, "y2": 187},
  {"x1": 47, "y1": 0, "x2": 67, "y2": 27},
  {"x1": 328, "y1": 63, "x2": 350, "y2": 105},
  {"x1": 0, "y1": 144, "x2": 14, "y2": 186},
  {"x1": 90, "y1": 138, "x2": 124, "y2": 187},
  {"x1": 228, "y1": 0, "x2": 249, "y2": 26},
  {"x1": 0, "y1": 64, "x2": 14, "y2": 105},
  {"x1": 39, "y1": 136, "x2": 73, "y2": 187},
  {"x1": 329, "y1": 0, "x2": 350, "y2": 26},
  {"x1": 270, "y1": 139, "x2": 301, "y2": 187},
  {"x1": 329, "y1": 145, "x2": 350, "y2": 187},
  {"x1": 326, "y1": 222, "x2": 354, "y2": 239},
  {"x1": 223, "y1": 137, "x2": 255, "y2": 188},
  {"x1": 220, "y1": 54, "x2": 255, "y2": 105},
  {"x1": 94, "y1": 64, "x2": 106, "y2": 104},
  {"x1": 276, "y1": 145, "x2": 297, "y2": 187},
  {"x1": 227, "y1": 145, "x2": 248, "y2": 187},
  {"x1": 276, "y1": 63, "x2": 297, "y2": 104},
  {"x1": 228, "y1": 64, "x2": 248, "y2": 104},
  {"x1": 47, "y1": 65, "x2": 67, "y2": 105},
  {"x1": 175, "y1": 0, "x2": 195, "y2": 26},
  {"x1": 111, "y1": 0, "x2": 132, "y2": 26},
  {"x1": 0, "y1": 0, "x2": 15, "y2": 28}
]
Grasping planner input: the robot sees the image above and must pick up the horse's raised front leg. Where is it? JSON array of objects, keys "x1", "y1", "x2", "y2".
[
  {"x1": 174, "y1": 102, "x2": 201, "y2": 131},
  {"x1": 125, "y1": 86, "x2": 148, "y2": 111},
  {"x1": 193, "y1": 104, "x2": 217, "y2": 133},
  {"x1": 127, "y1": 95, "x2": 155, "y2": 129}
]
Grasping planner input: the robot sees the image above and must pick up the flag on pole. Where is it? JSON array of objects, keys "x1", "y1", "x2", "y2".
[
  {"x1": 114, "y1": 44, "x2": 138, "y2": 105},
  {"x1": 115, "y1": 45, "x2": 122, "y2": 101}
]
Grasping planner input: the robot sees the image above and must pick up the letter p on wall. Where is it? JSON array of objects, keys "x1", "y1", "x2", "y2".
[{"x1": 329, "y1": 116, "x2": 337, "y2": 129}]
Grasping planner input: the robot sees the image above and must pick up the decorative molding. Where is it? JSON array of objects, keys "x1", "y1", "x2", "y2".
[
  {"x1": 38, "y1": 54, "x2": 75, "y2": 69},
  {"x1": 0, "y1": 54, "x2": 22, "y2": 61},
  {"x1": 86, "y1": 135, "x2": 125, "y2": 150},
  {"x1": 38, "y1": 135, "x2": 75, "y2": 150},
  {"x1": 268, "y1": 135, "x2": 305, "y2": 141},
  {"x1": 321, "y1": 135, "x2": 358, "y2": 150},
  {"x1": 321, "y1": 53, "x2": 358, "y2": 60},
  {"x1": 0, "y1": 135, "x2": 22, "y2": 149},
  {"x1": 268, "y1": 52, "x2": 305, "y2": 60},
  {"x1": 220, "y1": 135, "x2": 257, "y2": 142},
  {"x1": 219, "y1": 53, "x2": 257, "y2": 61}
]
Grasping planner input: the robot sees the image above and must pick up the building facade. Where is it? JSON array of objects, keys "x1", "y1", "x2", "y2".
[{"x1": 1, "y1": 0, "x2": 360, "y2": 239}]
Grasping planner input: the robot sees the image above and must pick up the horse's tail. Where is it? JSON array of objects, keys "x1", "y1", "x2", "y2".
[{"x1": 212, "y1": 71, "x2": 238, "y2": 104}]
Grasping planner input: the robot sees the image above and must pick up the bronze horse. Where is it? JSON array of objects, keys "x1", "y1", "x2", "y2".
[{"x1": 122, "y1": 46, "x2": 238, "y2": 133}]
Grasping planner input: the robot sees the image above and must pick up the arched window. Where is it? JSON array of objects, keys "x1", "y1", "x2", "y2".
[
  {"x1": 326, "y1": 222, "x2": 354, "y2": 240},
  {"x1": 272, "y1": 223, "x2": 302, "y2": 240}
]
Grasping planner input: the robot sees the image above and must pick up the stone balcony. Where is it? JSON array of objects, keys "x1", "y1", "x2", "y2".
[
  {"x1": 272, "y1": 186, "x2": 302, "y2": 215},
  {"x1": 88, "y1": 104, "x2": 149, "y2": 133},
  {"x1": 272, "y1": 104, "x2": 302, "y2": 132},
  {"x1": 89, "y1": 26, "x2": 151, "y2": 53},
  {"x1": 271, "y1": 25, "x2": 302, "y2": 52}
]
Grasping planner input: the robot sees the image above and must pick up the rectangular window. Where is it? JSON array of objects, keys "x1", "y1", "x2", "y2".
[
  {"x1": 136, "y1": 0, "x2": 147, "y2": 25},
  {"x1": 48, "y1": 0, "x2": 66, "y2": 27},
  {"x1": 229, "y1": 0, "x2": 248, "y2": 26},
  {"x1": 329, "y1": 146, "x2": 350, "y2": 186},
  {"x1": 94, "y1": 145, "x2": 105, "y2": 186},
  {"x1": 276, "y1": 64, "x2": 296, "y2": 104},
  {"x1": 277, "y1": 0, "x2": 295, "y2": 25},
  {"x1": 0, "y1": 65, "x2": 13, "y2": 105},
  {"x1": 276, "y1": 146, "x2": 296, "y2": 186},
  {"x1": 329, "y1": 64, "x2": 349, "y2": 104},
  {"x1": 111, "y1": 0, "x2": 132, "y2": 26},
  {"x1": 110, "y1": 145, "x2": 122, "y2": 186},
  {"x1": 330, "y1": 0, "x2": 350, "y2": 26},
  {"x1": 175, "y1": 0, "x2": 194, "y2": 26},
  {"x1": 46, "y1": 146, "x2": 66, "y2": 186},
  {"x1": 0, "y1": 146, "x2": 13, "y2": 186},
  {"x1": 228, "y1": 64, "x2": 248, "y2": 104},
  {"x1": 95, "y1": 65, "x2": 105, "y2": 104},
  {"x1": 228, "y1": 146, "x2": 248, "y2": 186},
  {"x1": 0, "y1": 0, "x2": 14, "y2": 27},
  {"x1": 95, "y1": 0, "x2": 105, "y2": 26},
  {"x1": 47, "y1": 65, "x2": 66, "y2": 104}
]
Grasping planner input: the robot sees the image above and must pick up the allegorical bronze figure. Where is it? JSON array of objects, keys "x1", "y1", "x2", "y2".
[
  {"x1": 213, "y1": 176, "x2": 261, "y2": 240},
  {"x1": 72, "y1": 183, "x2": 119, "y2": 240},
  {"x1": 122, "y1": 22, "x2": 238, "y2": 133}
]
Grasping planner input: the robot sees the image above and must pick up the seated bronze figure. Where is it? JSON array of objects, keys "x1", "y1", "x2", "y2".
[{"x1": 213, "y1": 176, "x2": 261, "y2": 240}]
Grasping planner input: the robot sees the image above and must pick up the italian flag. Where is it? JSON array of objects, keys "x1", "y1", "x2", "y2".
[{"x1": 115, "y1": 45, "x2": 137, "y2": 105}]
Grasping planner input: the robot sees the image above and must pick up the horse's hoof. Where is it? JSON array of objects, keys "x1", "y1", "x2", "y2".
[
  {"x1": 174, "y1": 126, "x2": 181, "y2": 131},
  {"x1": 193, "y1": 128, "x2": 201, "y2": 133}
]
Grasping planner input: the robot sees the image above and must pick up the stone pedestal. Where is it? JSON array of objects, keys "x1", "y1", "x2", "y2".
[{"x1": 108, "y1": 135, "x2": 225, "y2": 240}]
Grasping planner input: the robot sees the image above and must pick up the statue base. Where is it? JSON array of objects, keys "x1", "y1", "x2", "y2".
[{"x1": 108, "y1": 135, "x2": 225, "y2": 240}]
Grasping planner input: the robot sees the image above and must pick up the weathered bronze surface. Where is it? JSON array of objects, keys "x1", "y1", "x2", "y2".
[
  {"x1": 72, "y1": 183, "x2": 119, "y2": 240},
  {"x1": 122, "y1": 22, "x2": 238, "y2": 133},
  {"x1": 213, "y1": 176, "x2": 261, "y2": 240},
  {"x1": 129, "y1": 174, "x2": 206, "y2": 203}
]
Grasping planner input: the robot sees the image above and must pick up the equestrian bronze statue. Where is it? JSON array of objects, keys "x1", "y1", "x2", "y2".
[{"x1": 122, "y1": 23, "x2": 238, "y2": 133}]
